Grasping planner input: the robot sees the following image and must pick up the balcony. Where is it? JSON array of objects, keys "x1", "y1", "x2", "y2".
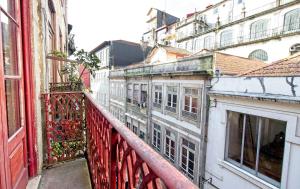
[
  {"x1": 39, "y1": 91, "x2": 197, "y2": 189},
  {"x1": 215, "y1": 23, "x2": 300, "y2": 50},
  {"x1": 110, "y1": 53, "x2": 213, "y2": 78}
]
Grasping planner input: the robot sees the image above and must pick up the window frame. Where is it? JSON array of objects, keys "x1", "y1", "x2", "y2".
[
  {"x1": 223, "y1": 106, "x2": 298, "y2": 189},
  {"x1": 165, "y1": 129, "x2": 176, "y2": 163},
  {"x1": 248, "y1": 49, "x2": 268, "y2": 61},
  {"x1": 180, "y1": 138, "x2": 196, "y2": 180},
  {"x1": 220, "y1": 29, "x2": 233, "y2": 48},
  {"x1": 182, "y1": 87, "x2": 201, "y2": 119},
  {"x1": 166, "y1": 86, "x2": 178, "y2": 113},
  {"x1": 153, "y1": 85, "x2": 162, "y2": 108},
  {"x1": 152, "y1": 123, "x2": 161, "y2": 151},
  {"x1": 250, "y1": 19, "x2": 269, "y2": 40},
  {"x1": 283, "y1": 8, "x2": 300, "y2": 32}
]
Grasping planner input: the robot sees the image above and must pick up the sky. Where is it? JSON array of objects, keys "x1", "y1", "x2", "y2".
[{"x1": 68, "y1": 0, "x2": 216, "y2": 51}]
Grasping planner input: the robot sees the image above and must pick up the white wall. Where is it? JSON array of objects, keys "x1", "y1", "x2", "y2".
[{"x1": 204, "y1": 76, "x2": 300, "y2": 189}]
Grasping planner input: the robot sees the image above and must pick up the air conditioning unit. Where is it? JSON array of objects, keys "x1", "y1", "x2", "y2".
[{"x1": 290, "y1": 44, "x2": 300, "y2": 52}]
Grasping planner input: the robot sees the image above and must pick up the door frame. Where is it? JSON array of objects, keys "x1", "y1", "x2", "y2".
[{"x1": 20, "y1": 0, "x2": 37, "y2": 178}]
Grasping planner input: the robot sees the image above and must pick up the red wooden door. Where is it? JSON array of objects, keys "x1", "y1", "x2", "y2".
[{"x1": 0, "y1": 1, "x2": 28, "y2": 189}]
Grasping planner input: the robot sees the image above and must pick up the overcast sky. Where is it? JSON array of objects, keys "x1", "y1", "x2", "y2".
[{"x1": 68, "y1": 0, "x2": 217, "y2": 51}]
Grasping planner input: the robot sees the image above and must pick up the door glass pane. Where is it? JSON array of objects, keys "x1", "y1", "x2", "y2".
[
  {"x1": 227, "y1": 112, "x2": 243, "y2": 162},
  {"x1": 258, "y1": 119, "x2": 286, "y2": 182},
  {"x1": 5, "y1": 79, "x2": 21, "y2": 137},
  {"x1": 0, "y1": 0, "x2": 15, "y2": 16},
  {"x1": 1, "y1": 12, "x2": 18, "y2": 75}
]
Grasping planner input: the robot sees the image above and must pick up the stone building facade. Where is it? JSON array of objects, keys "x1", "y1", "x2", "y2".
[
  {"x1": 205, "y1": 53, "x2": 300, "y2": 189},
  {"x1": 109, "y1": 47, "x2": 265, "y2": 186},
  {"x1": 144, "y1": 0, "x2": 300, "y2": 63}
]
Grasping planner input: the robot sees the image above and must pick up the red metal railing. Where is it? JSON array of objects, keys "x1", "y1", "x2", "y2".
[
  {"x1": 42, "y1": 92, "x2": 86, "y2": 164},
  {"x1": 42, "y1": 91, "x2": 197, "y2": 188},
  {"x1": 85, "y1": 93, "x2": 198, "y2": 189}
]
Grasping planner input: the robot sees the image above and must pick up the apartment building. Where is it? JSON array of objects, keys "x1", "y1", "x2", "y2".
[
  {"x1": 0, "y1": 0, "x2": 70, "y2": 188},
  {"x1": 143, "y1": 8, "x2": 179, "y2": 47},
  {"x1": 205, "y1": 53, "x2": 300, "y2": 189},
  {"x1": 145, "y1": 0, "x2": 300, "y2": 63},
  {"x1": 109, "y1": 46, "x2": 265, "y2": 186},
  {"x1": 90, "y1": 40, "x2": 148, "y2": 109}
]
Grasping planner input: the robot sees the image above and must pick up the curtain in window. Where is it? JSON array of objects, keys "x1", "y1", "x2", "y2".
[
  {"x1": 250, "y1": 19, "x2": 268, "y2": 39},
  {"x1": 220, "y1": 30, "x2": 233, "y2": 47},
  {"x1": 248, "y1": 49, "x2": 268, "y2": 61},
  {"x1": 284, "y1": 8, "x2": 300, "y2": 32}
]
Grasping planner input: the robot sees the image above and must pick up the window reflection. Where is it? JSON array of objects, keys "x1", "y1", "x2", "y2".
[
  {"x1": 2, "y1": 12, "x2": 18, "y2": 75},
  {"x1": 5, "y1": 79, "x2": 21, "y2": 137}
]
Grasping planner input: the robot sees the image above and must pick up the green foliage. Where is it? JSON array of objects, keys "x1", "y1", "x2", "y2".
[
  {"x1": 48, "y1": 50, "x2": 67, "y2": 59},
  {"x1": 73, "y1": 49, "x2": 101, "y2": 79},
  {"x1": 49, "y1": 49, "x2": 100, "y2": 85}
]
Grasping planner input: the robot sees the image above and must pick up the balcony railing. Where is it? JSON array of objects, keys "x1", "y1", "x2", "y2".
[
  {"x1": 42, "y1": 91, "x2": 198, "y2": 189},
  {"x1": 110, "y1": 54, "x2": 213, "y2": 78},
  {"x1": 215, "y1": 23, "x2": 300, "y2": 49}
]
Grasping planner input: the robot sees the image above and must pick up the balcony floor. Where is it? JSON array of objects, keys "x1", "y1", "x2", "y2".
[{"x1": 39, "y1": 158, "x2": 92, "y2": 189}]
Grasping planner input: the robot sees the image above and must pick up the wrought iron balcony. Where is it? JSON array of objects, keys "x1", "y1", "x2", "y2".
[{"x1": 41, "y1": 91, "x2": 198, "y2": 189}]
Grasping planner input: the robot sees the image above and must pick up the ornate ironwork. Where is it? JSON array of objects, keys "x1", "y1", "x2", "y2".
[
  {"x1": 42, "y1": 92, "x2": 85, "y2": 165},
  {"x1": 85, "y1": 93, "x2": 197, "y2": 189}
]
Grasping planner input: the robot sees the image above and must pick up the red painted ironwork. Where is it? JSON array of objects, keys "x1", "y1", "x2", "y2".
[
  {"x1": 42, "y1": 92, "x2": 86, "y2": 164},
  {"x1": 85, "y1": 93, "x2": 197, "y2": 189}
]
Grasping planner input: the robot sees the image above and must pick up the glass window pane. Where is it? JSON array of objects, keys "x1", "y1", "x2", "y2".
[
  {"x1": 227, "y1": 112, "x2": 243, "y2": 163},
  {"x1": 0, "y1": 0, "x2": 15, "y2": 17},
  {"x1": 2, "y1": 13, "x2": 18, "y2": 75},
  {"x1": 258, "y1": 119, "x2": 286, "y2": 182},
  {"x1": 5, "y1": 79, "x2": 21, "y2": 137},
  {"x1": 173, "y1": 95, "x2": 177, "y2": 107},
  {"x1": 184, "y1": 96, "x2": 190, "y2": 111},
  {"x1": 242, "y1": 115, "x2": 259, "y2": 170}
]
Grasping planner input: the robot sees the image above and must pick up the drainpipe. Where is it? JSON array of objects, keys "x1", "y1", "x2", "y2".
[{"x1": 199, "y1": 79, "x2": 210, "y2": 189}]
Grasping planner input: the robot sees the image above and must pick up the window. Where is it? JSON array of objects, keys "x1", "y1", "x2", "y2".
[
  {"x1": 182, "y1": 88, "x2": 200, "y2": 120},
  {"x1": 220, "y1": 30, "x2": 233, "y2": 47},
  {"x1": 140, "y1": 84, "x2": 147, "y2": 108},
  {"x1": 226, "y1": 111, "x2": 286, "y2": 187},
  {"x1": 153, "y1": 85, "x2": 162, "y2": 108},
  {"x1": 250, "y1": 19, "x2": 268, "y2": 40},
  {"x1": 283, "y1": 8, "x2": 300, "y2": 32},
  {"x1": 127, "y1": 84, "x2": 132, "y2": 103},
  {"x1": 132, "y1": 120, "x2": 138, "y2": 135},
  {"x1": 213, "y1": 8, "x2": 218, "y2": 14},
  {"x1": 133, "y1": 84, "x2": 139, "y2": 105},
  {"x1": 204, "y1": 36, "x2": 213, "y2": 50},
  {"x1": 238, "y1": 0, "x2": 243, "y2": 4},
  {"x1": 248, "y1": 49, "x2": 268, "y2": 61},
  {"x1": 126, "y1": 117, "x2": 131, "y2": 129},
  {"x1": 166, "y1": 86, "x2": 177, "y2": 113},
  {"x1": 152, "y1": 124, "x2": 161, "y2": 151},
  {"x1": 139, "y1": 131, "x2": 145, "y2": 140},
  {"x1": 181, "y1": 138, "x2": 195, "y2": 180},
  {"x1": 165, "y1": 130, "x2": 176, "y2": 163}
]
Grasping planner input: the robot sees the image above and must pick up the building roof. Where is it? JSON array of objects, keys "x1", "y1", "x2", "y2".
[
  {"x1": 90, "y1": 40, "x2": 141, "y2": 54},
  {"x1": 241, "y1": 53, "x2": 300, "y2": 77},
  {"x1": 214, "y1": 52, "x2": 266, "y2": 75},
  {"x1": 158, "y1": 44, "x2": 191, "y2": 56},
  {"x1": 190, "y1": 50, "x2": 266, "y2": 75}
]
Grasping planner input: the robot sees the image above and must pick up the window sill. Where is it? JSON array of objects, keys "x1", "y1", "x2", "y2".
[{"x1": 218, "y1": 160, "x2": 279, "y2": 189}]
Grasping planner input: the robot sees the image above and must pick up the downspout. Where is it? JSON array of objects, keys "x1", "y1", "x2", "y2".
[{"x1": 199, "y1": 54, "x2": 215, "y2": 188}]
